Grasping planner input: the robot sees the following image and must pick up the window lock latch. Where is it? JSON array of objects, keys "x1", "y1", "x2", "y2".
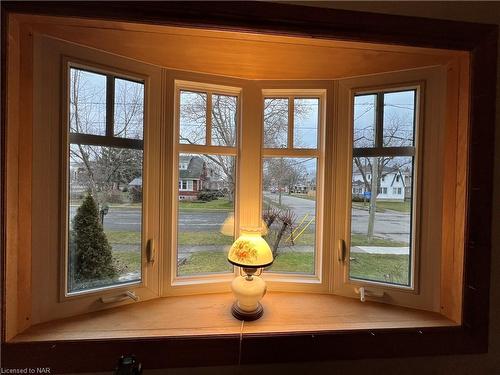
[
  {"x1": 100, "y1": 290, "x2": 139, "y2": 304},
  {"x1": 146, "y1": 239, "x2": 155, "y2": 263},
  {"x1": 337, "y1": 239, "x2": 347, "y2": 262},
  {"x1": 355, "y1": 287, "x2": 384, "y2": 302}
]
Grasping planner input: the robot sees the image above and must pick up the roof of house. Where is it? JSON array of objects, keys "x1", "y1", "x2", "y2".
[
  {"x1": 128, "y1": 177, "x2": 142, "y2": 186},
  {"x1": 179, "y1": 156, "x2": 204, "y2": 179},
  {"x1": 127, "y1": 156, "x2": 205, "y2": 187},
  {"x1": 352, "y1": 164, "x2": 410, "y2": 176}
]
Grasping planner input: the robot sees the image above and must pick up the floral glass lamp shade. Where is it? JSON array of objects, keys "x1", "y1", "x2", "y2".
[{"x1": 227, "y1": 228, "x2": 273, "y2": 321}]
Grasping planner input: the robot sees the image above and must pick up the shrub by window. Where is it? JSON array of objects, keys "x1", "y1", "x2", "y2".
[{"x1": 70, "y1": 194, "x2": 116, "y2": 291}]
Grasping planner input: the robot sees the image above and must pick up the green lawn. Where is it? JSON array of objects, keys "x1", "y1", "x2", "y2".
[
  {"x1": 179, "y1": 198, "x2": 233, "y2": 211},
  {"x1": 268, "y1": 252, "x2": 314, "y2": 274},
  {"x1": 352, "y1": 200, "x2": 411, "y2": 213},
  {"x1": 349, "y1": 253, "x2": 409, "y2": 285},
  {"x1": 176, "y1": 249, "x2": 408, "y2": 283},
  {"x1": 177, "y1": 250, "x2": 315, "y2": 276},
  {"x1": 107, "y1": 228, "x2": 409, "y2": 282},
  {"x1": 106, "y1": 228, "x2": 406, "y2": 249},
  {"x1": 351, "y1": 234, "x2": 408, "y2": 247},
  {"x1": 105, "y1": 230, "x2": 233, "y2": 246},
  {"x1": 178, "y1": 231, "x2": 233, "y2": 245},
  {"x1": 178, "y1": 250, "x2": 232, "y2": 276},
  {"x1": 113, "y1": 250, "x2": 141, "y2": 274},
  {"x1": 113, "y1": 246, "x2": 409, "y2": 285},
  {"x1": 106, "y1": 231, "x2": 141, "y2": 244},
  {"x1": 289, "y1": 232, "x2": 314, "y2": 246},
  {"x1": 275, "y1": 232, "x2": 406, "y2": 248}
]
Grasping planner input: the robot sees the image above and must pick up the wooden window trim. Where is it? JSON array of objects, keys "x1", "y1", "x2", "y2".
[{"x1": 1, "y1": 1, "x2": 497, "y2": 371}]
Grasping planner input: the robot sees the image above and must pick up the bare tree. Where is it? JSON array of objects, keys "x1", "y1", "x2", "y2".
[
  {"x1": 263, "y1": 98, "x2": 312, "y2": 147},
  {"x1": 353, "y1": 108, "x2": 413, "y2": 240},
  {"x1": 262, "y1": 208, "x2": 297, "y2": 258},
  {"x1": 263, "y1": 158, "x2": 308, "y2": 206},
  {"x1": 69, "y1": 69, "x2": 143, "y2": 205},
  {"x1": 179, "y1": 93, "x2": 312, "y2": 202}
]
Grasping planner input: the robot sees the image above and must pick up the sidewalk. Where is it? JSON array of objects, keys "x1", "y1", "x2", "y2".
[{"x1": 351, "y1": 246, "x2": 409, "y2": 255}]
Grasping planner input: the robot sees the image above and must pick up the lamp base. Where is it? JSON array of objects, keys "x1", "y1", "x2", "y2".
[{"x1": 231, "y1": 302, "x2": 264, "y2": 321}]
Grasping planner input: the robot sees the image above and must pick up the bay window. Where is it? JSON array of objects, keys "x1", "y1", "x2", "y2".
[
  {"x1": 4, "y1": 12, "x2": 478, "y2": 357},
  {"x1": 30, "y1": 37, "x2": 445, "y2": 313}
]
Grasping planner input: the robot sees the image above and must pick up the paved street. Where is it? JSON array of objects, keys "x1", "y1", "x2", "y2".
[
  {"x1": 70, "y1": 205, "x2": 230, "y2": 232},
  {"x1": 71, "y1": 194, "x2": 411, "y2": 252},
  {"x1": 351, "y1": 207, "x2": 410, "y2": 243},
  {"x1": 70, "y1": 206, "x2": 142, "y2": 232},
  {"x1": 178, "y1": 210, "x2": 231, "y2": 232},
  {"x1": 265, "y1": 192, "x2": 410, "y2": 243}
]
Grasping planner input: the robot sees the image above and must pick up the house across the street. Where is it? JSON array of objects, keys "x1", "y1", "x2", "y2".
[
  {"x1": 128, "y1": 155, "x2": 224, "y2": 200},
  {"x1": 352, "y1": 165, "x2": 411, "y2": 201}
]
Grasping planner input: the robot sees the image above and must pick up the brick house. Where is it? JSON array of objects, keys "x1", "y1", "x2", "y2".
[
  {"x1": 178, "y1": 155, "x2": 207, "y2": 200},
  {"x1": 127, "y1": 155, "x2": 223, "y2": 201}
]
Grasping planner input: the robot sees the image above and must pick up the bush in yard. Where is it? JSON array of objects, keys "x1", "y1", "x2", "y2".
[
  {"x1": 129, "y1": 186, "x2": 142, "y2": 203},
  {"x1": 197, "y1": 190, "x2": 218, "y2": 202},
  {"x1": 352, "y1": 195, "x2": 370, "y2": 202},
  {"x1": 106, "y1": 189, "x2": 124, "y2": 204},
  {"x1": 72, "y1": 194, "x2": 116, "y2": 283}
]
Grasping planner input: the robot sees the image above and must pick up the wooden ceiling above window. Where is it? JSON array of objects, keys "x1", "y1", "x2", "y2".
[{"x1": 16, "y1": 14, "x2": 464, "y2": 80}]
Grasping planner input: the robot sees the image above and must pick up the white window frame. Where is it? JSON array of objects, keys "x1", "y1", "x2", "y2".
[
  {"x1": 333, "y1": 67, "x2": 446, "y2": 311},
  {"x1": 166, "y1": 75, "x2": 242, "y2": 295},
  {"x1": 31, "y1": 37, "x2": 447, "y2": 318},
  {"x1": 31, "y1": 35, "x2": 162, "y2": 324},
  {"x1": 63, "y1": 63, "x2": 147, "y2": 298},
  {"x1": 179, "y1": 179, "x2": 193, "y2": 191},
  {"x1": 256, "y1": 85, "x2": 331, "y2": 293}
]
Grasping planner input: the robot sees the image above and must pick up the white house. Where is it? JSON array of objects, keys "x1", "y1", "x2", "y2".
[{"x1": 352, "y1": 165, "x2": 410, "y2": 201}]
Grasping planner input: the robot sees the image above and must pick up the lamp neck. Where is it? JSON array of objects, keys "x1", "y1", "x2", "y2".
[{"x1": 242, "y1": 267, "x2": 258, "y2": 280}]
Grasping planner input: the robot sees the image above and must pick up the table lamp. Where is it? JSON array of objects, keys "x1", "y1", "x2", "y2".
[{"x1": 227, "y1": 228, "x2": 273, "y2": 321}]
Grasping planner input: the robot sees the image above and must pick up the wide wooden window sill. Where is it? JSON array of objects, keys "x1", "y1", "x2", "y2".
[{"x1": 11, "y1": 292, "x2": 456, "y2": 342}]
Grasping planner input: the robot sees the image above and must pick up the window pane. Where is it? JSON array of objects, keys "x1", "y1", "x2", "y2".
[
  {"x1": 353, "y1": 94, "x2": 376, "y2": 148},
  {"x1": 349, "y1": 156, "x2": 413, "y2": 286},
  {"x1": 69, "y1": 68, "x2": 107, "y2": 136},
  {"x1": 177, "y1": 153, "x2": 236, "y2": 276},
  {"x1": 262, "y1": 157, "x2": 317, "y2": 274},
  {"x1": 179, "y1": 91, "x2": 207, "y2": 145},
  {"x1": 294, "y1": 98, "x2": 319, "y2": 149},
  {"x1": 263, "y1": 98, "x2": 288, "y2": 148},
  {"x1": 68, "y1": 145, "x2": 143, "y2": 293},
  {"x1": 211, "y1": 94, "x2": 237, "y2": 147},
  {"x1": 383, "y1": 90, "x2": 415, "y2": 147},
  {"x1": 114, "y1": 78, "x2": 144, "y2": 140}
]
